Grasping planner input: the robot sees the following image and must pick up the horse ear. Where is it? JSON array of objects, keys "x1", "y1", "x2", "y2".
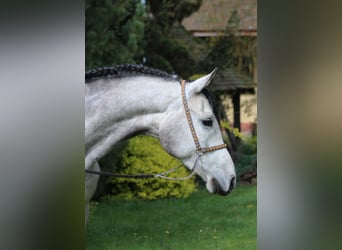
[{"x1": 187, "y1": 68, "x2": 217, "y2": 96}]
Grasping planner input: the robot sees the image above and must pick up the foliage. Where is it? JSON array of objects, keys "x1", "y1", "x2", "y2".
[
  {"x1": 188, "y1": 73, "x2": 205, "y2": 81},
  {"x1": 240, "y1": 136, "x2": 257, "y2": 155},
  {"x1": 201, "y1": 10, "x2": 240, "y2": 71},
  {"x1": 221, "y1": 121, "x2": 257, "y2": 179},
  {"x1": 235, "y1": 136, "x2": 257, "y2": 179},
  {"x1": 200, "y1": 10, "x2": 256, "y2": 79},
  {"x1": 101, "y1": 135, "x2": 197, "y2": 200},
  {"x1": 220, "y1": 120, "x2": 242, "y2": 139},
  {"x1": 147, "y1": 0, "x2": 203, "y2": 24},
  {"x1": 86, "y1": 184, "x2": 257, "y2": 250},
  {"x1": 85, "y1": 0, "x2": 146, "y2": 69},
  {"x1": 144, "y1": 0, "x2": 202, "y2": 78},
  {"x1": 85, "y1": 0, "x2": 204, "y2": 77}
]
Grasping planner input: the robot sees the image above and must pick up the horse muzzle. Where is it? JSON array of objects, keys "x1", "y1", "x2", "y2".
[{"x1": 210, "y1": 176, "x2": 236, "y2": 196}]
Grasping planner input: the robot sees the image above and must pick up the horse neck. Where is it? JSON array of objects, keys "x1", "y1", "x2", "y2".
[{"x1": 85, "y1": 76, "x2": 179, "y2": 167}]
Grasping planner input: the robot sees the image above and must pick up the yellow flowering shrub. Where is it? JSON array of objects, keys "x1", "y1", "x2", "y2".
[{"x1": 106, "y1": 135, "x2": 197, "y2": 200}]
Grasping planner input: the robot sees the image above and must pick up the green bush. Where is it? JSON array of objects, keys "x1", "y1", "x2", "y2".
[
  {"x1": 240, "y1": 136, "x2": 257, "y2": 155},
  {"x1": 102, "y1": 136, "x2": 197, "y2": 200},
  {"x1": 235, "y1": 136, "x2": 257, "y2": 179}
]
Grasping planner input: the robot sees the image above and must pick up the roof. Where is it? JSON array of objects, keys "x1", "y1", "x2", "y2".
[
  {"x1": 211, "y1": 68, "x2": 256, "y2": 94},
  {"x1": 182, "y1": 0, "x2": 257, "y2": 37}
]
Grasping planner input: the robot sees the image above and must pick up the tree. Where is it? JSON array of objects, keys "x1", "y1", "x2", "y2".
[
  {"x1": 202, "y1": 10, "x2": 237, "y2": 71},
  {"x1": 86, "y1": 0, "x2": 146, "y2": 69},
  {"x1": 144, "y1": 0, "x2": 203, "y2": 78},
  {"x1": 202, "y1": 10, "x2": 257, "y2": 78}
]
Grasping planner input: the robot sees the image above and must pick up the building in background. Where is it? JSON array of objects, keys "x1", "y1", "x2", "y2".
[{"x1": 182, "y1": 0, "x2": 257, "y2": 136}]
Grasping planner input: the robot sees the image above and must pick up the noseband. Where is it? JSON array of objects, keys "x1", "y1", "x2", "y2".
[{"x1": 85, "y1": 80, "x2": 227, "y2": 180}]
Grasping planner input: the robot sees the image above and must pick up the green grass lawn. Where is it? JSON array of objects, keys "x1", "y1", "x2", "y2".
[{"x1": 86, "y1": 184, "x2": 256, "y2": 250}]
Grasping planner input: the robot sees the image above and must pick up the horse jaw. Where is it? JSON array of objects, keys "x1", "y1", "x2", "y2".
[{"x1": 181, "y1": 151, "x2": 236, "y2": 196}]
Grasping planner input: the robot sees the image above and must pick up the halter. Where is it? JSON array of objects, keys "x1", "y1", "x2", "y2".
[
  {"x1": 85, "y1": 80, "x2": 227, "y2": 180},
  {"x1": 180, "y1": 80, "x2": 227, "y2": 155}
]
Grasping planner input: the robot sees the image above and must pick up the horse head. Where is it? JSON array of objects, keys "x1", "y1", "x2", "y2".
[{"x1": 159, "y1": 70, "x2": 236, "y2": 195}]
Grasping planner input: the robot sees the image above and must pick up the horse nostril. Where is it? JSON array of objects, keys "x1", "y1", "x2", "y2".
[
  {"x1": 229, "y1": 177, "x2": 236, "y2": 192},
  {"x1": 211, "y1": 177, "x2": 235, "y2": 196}
]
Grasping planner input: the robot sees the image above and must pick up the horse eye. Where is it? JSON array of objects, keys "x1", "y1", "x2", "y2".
[{"x1": 202, "y1": 119, "x2": 213, "y2": 127}]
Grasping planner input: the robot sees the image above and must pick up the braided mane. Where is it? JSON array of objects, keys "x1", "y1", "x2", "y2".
[
  {"x1": 85, "y1": 64, "x2": 217, "y2": 117},
  {"x1": 85, "y1": 64, "x2": 175, "y2": 83}
]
